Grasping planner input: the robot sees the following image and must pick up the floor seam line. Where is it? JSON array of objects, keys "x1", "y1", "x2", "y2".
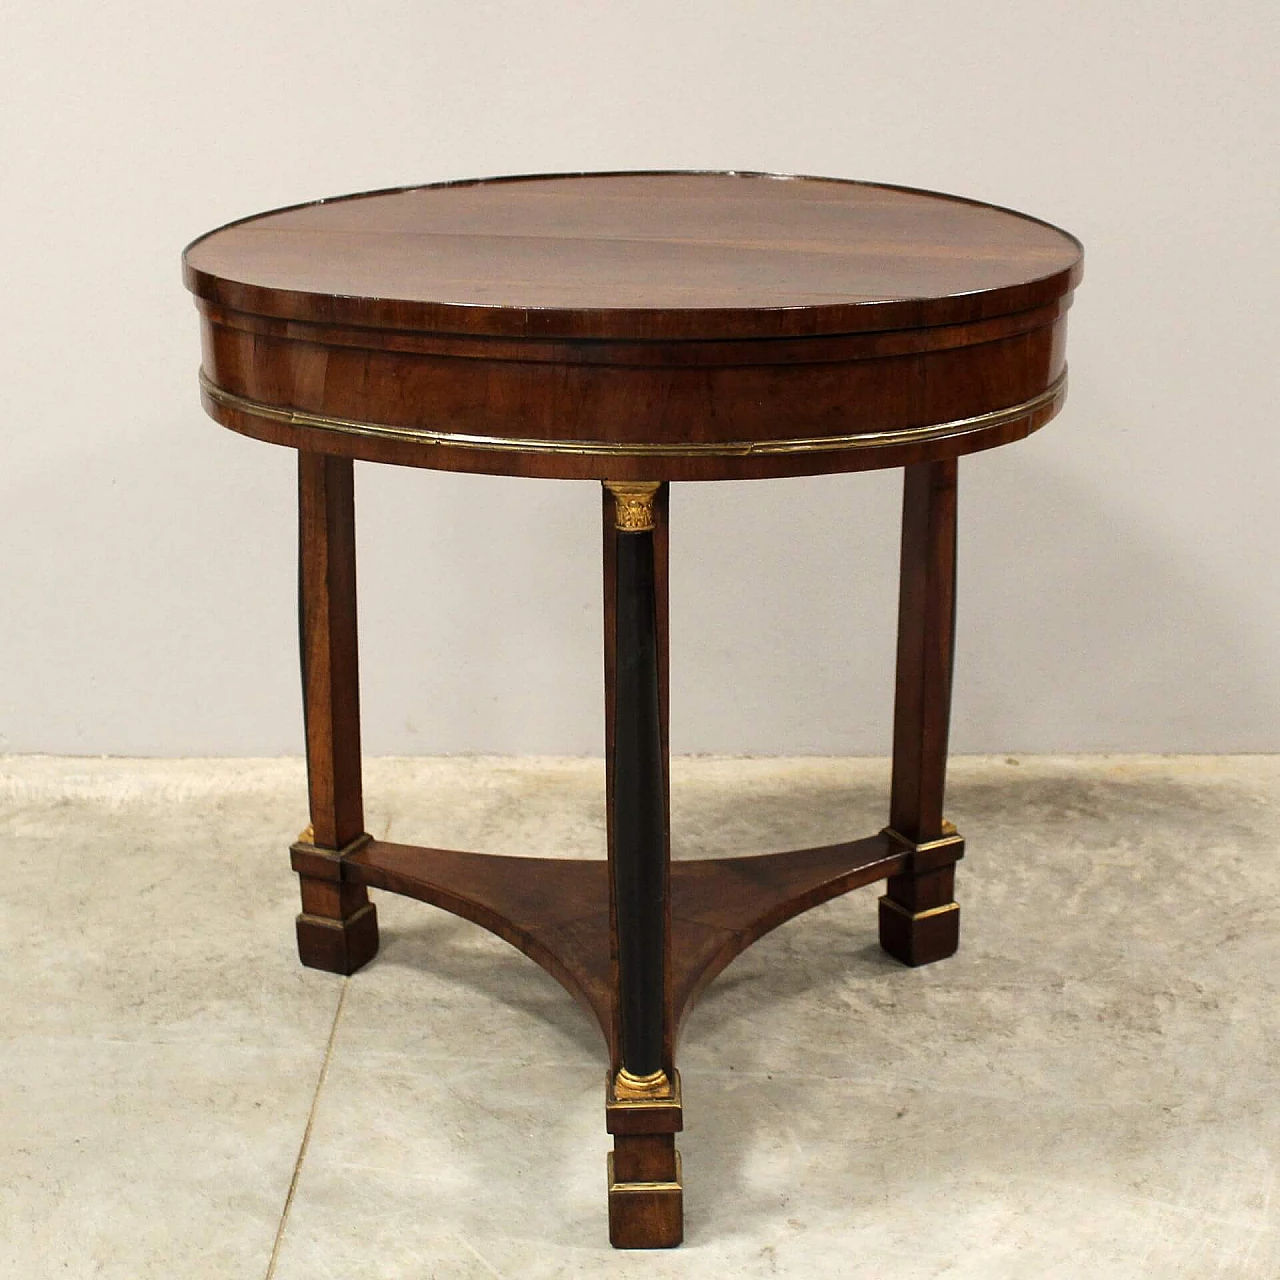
[{"x1": 264, "y1": 980, "x2": 349, "y2": 1280}]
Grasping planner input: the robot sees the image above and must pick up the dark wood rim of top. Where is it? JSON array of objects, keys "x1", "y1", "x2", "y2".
[{"x1": 182, "y1": 170, "x2": 1083, "y2": 342}]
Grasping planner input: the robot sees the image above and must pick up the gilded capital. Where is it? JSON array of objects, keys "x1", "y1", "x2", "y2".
[{"x1": 605, "y1": 481, "x2": 661, "y2": 532}]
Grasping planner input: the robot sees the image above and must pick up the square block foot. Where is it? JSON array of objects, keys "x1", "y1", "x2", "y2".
[
  {"x1": 878, "y1": 897, "x2": 959, "y2": 967},
  {"x1": 608, "y1": 1152, "x2": 683, "y2": 1248},
  {"x1": 296, "y1": 903, "x2": 379, "y2": 975}
]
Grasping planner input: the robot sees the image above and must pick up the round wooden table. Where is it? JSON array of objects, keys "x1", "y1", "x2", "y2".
[{"x1": 183, "y1": 171, "x2": 1082, "y2": 1249}]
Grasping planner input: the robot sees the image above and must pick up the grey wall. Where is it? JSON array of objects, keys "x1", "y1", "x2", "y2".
[{"x1": 3, "y1": 2, "x2": 1276, "y2": 756}]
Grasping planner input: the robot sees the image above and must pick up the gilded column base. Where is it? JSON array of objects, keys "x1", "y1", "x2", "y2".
[{"x1": 606, "y1": 1068, "x2": 682, "y2": 1132}]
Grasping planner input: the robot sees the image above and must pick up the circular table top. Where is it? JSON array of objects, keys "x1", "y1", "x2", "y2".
[
  {"x1": 185, "y1": 170, "x2": 1081, "y2": 342},
  {"x1": 184, "y1": 171, "x2": 1082, "y2": 481}
]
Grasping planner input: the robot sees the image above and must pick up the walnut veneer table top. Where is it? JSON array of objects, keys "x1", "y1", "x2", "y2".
[{"x1": 184, "y1": 171, "x2": 1082, "y2": 481}]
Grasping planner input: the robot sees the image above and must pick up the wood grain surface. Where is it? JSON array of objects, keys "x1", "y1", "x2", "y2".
[
  {"x1": 341, "y1": 834, "x2": 910, "y2": 1044},
  {"x1": 184, "y1": 171, "x2": 1081, "y2": 339}
]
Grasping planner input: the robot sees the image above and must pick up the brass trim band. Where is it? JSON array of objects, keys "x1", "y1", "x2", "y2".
[
  {"x1": 200, "y1": 367, "x2": 1067, "y2": 459},
  {"x1": 878, "y1": 897, "x2": 960, "y2": 923},
  {"x1": 882, "y1": 824, "x2": 963, "y2": 855},
  {"x1": 608, "y1": 1151, "x2": 683, "y2": 1195}
]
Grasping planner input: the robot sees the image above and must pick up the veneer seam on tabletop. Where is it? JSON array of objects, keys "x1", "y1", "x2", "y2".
[{"x1": 264, "y1": 981, "x2": 349, "y2": 1280}]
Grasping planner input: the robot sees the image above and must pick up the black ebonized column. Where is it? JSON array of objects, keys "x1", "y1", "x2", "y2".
[
  {"x1": 602, "y1": 482, "x2": 683, "y2": 1250},
  {"x1": 611, "y1": 519, "x2": 667, "y2": 1077}
]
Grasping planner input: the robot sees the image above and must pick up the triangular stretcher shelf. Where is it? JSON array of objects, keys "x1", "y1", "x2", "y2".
[{"x1": 344, "y1": 834, "x2": 909, "y2": 1049}]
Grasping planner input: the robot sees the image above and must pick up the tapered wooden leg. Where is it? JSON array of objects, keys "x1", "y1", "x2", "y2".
[
  {"x1": 292, "y1": 451, "x2": 378, "y2": 975},
  {"x1": 880, "y1": 460, "x2": 964, "y2": 966},
  {"x1": 602, "y1": 481, "x2": 682, "y2": 1249}
]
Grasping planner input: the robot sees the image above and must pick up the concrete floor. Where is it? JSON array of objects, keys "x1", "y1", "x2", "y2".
[{"x1": 2, "y1": 755, "x2": 1278, "y2": 1278}]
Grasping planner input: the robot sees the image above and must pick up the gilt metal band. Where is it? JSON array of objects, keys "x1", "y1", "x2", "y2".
[
  {"x1": 883, "y1": 823, "x2": 962, "y2": 855},
  {"x1": 878, "y1": 897, "x2": 960, "y2": 923},
  {"x1": 200, "y1": 367, "x2": 1067, "y2": 458},
  {"x1": 608, "y1": 1151, "x2": 683, "y2": 1195},
  {"x1": 607, "y1": 482, "x2": 661, "y2": 531}
]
